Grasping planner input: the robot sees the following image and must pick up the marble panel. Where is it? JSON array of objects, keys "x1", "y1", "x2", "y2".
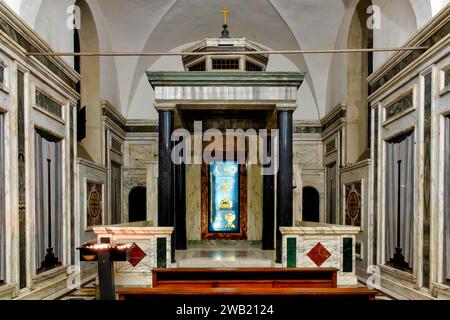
[
  {"x1": 186, "y1": 165, "x2": 201, "y2": 240},
  {"x1": 155, "y1": 86, "x2": 298, "y2": 102},
  {"x1": 247, "y1": 164, "x2": 262, "y2": 240}
]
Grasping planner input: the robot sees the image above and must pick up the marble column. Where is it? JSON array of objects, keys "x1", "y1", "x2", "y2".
[
  {"x1": 276, "y1": 106, "x2": 294, "y2": 263},
  {"x1": 157, "y1": 104, "x2": 175, "y2": 263},
  {"x1": 262, "y1": 136, "x2": 275, "y2": 250},
  {"x1": 175, "y1": 150, "x2": 187, "y2": 250}
]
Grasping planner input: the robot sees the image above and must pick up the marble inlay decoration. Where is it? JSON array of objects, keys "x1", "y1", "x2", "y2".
[
  {"x1": 345, "y1": 182, "x2": 362, "y2": 227},
  {"x1": 445, "y1": 68, "x2": 450, "y2": 88},
  {"x1": 343, "y1": 238, "x2": 353, "y2": 272},
  {"x1": 326, "y1": 140, "x2": 336, "y2": 154},
  {"x1": 125, "y1": 125, "x2": 158, "y2": 133},
  {"x1": 322, "y1": 109, "x2": 346, "y2": 132},
  {"x1": 35, "y1": 90, "x2": 62, "y2": 118},
  {"x1": 370, "y1": 20, "x2": 450, "y2": 93},
  {"x1": 157, "y1": 237, "x2": 167, "y2": 268},
  {"x1": 385, "y1": 92, "x2": 414, "y2": 121},
  {"x1": 128, "y1": 244, "x2": 147, "y2": 267},
  {"x1": 0, "y1": 113, "x2": 4, "y2": 283},
  {"x1": 0, "y1": 64, "x2": 4, "y2": 85},
  {"x1": 293, "y1": 126, "x2": 322, "y2": 134},
  {"x1": 0, "y1": 16, "x2": 77, "y2": 89},
  {"x1": 111, "y1": 138, "x2": 122, "y2": 154},
  {"x1": 307, "y1": 242, "x2": 331, "y2": 267},
  {"x1": 86, "y1": 182, "x2": 103, "y2": 227},
  {"x1": 287, "y1": 238, "x2": 297, "y2": 268},
  {"x1": 373, "y1": 107, "x2": 379, "y2": 264},
  {"x1": 423, "y1": 73, "x2": 432, "y2": 288},
  {"x1": 17, "y1": 70, "x2": 26, "y2": 289}
]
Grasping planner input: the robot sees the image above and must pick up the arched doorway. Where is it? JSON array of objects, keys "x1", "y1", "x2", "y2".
[
  {"x1": 302, "y1": 187, "x2": 320, "y2": 222},
  {"x1": 128, "y1": 187, "x2": 147, "y2": 222}
]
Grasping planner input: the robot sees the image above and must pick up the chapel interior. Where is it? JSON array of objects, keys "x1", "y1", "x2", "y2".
[{"x1": 0, "y1": 0, "x2": 449, "y2": 301}]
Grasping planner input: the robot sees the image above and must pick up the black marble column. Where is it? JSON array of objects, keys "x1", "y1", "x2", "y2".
[
  {"x1": 262, "y1": 136, "x2": 275, "y2": 250},
  {"x1": 175, "y1": 149, "x2": 187, "y2": 250},
  {"x1": 276, "y1": 110, "x2": 293, "y2": 263},
  {"x1": 158, "y1": 109, "x2": 175, "y2": 262}
]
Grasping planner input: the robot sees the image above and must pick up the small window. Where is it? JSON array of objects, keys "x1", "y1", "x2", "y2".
[
  {"x1": 188, "y1": 61, "x2": 206, "y2": 71},
  {"x1": 212, "y1": 59, "x2": 239, "y2": 70},
  {"x1": 245, "y1": 61, "x2": 263, "y2": 71}
]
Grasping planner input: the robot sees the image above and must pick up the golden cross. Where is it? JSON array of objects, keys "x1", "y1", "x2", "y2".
[{"x1": 221, "y1": 7, "x2": 230, "y2": 26}]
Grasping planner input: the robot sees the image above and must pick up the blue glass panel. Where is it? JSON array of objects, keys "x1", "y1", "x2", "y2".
[{"x1": 209, "y1": 161, "x2": 240, "y2": 233}]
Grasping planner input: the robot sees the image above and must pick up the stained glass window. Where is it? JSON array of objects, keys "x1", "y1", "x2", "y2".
[{"x1": 208, "y1": 161, "x2": 240, "y2": 233}]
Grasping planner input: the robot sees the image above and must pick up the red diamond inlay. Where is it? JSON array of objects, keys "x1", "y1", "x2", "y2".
[
  {"x1": 307, "y1": 242, "x2": 331, "y2": 267},
  {"x1": 128, "y1": 243, "x2": 146, "y2": 267}
]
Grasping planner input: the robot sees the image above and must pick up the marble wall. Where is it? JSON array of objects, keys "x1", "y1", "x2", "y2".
[{"x1": 340, "y1": 160, "x2": 371, "y2": 280}]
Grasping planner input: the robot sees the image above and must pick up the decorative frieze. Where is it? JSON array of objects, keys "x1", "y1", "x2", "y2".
[
  {"x1": 0, "y1": 15, "x2": 77, "y2": 89},
  {"x1": 154, "y1": 86, "x2": 298, "y2": 102},
  {"x1": 369, "y1": 18, "x2": 450, "y2": 94},
  {"x1": 326, "y1": 140, "x2": 336, "y2": 154},
  {"x1": 385, "y1": 91, "x2": 414, "y2": 121},
  {"x1": 293, "y1": 125, "x2": 322, "y2": 134},
  {"x1": 35, "y1": 90, "x2": 62, "y2": 118}
]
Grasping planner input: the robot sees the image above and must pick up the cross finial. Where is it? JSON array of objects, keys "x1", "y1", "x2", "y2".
[{"x1": 221, "y1": 7, "x2": 230, "y2": 26}]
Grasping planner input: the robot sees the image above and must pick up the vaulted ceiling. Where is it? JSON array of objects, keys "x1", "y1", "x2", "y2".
[{"x1": 3, "y1": 0, "x2": 448, "y2": 120}]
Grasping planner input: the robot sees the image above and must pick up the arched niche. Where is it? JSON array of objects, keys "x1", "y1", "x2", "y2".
[
  {"x1": 128, "y1": 187, "x2": 147, "y2": 223},
  {"x1": 302, "y1": 187, "x2": 320, "y2": 223}
]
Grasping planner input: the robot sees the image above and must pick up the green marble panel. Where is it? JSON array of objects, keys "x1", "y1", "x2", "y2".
[
  {"x1": 0, "y1": 65, "x2": 4, "y2": 85},
  {"x1": 422, "y1": 73, "x2": 432, "y2": 288},
  {"x1": 343, "y1": 237, "x2": 353, "y2": 273},
  {"x1": 157, "y1": 238, "x2": 167, "y2": 268},
  {"x1": 286, "y1": 238, "x2": 297, "y2": 268},
  {"x1": 17, "y1": 70, "x2": 26, "y2": 288}
]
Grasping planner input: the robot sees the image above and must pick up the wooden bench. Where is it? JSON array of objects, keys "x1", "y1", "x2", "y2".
[
  {"x1": 152, "y1": 268, "x2": 338, "y2": 288},
  {"x1": 118, "y1": 287, "x2": 377, "y2": 301}
]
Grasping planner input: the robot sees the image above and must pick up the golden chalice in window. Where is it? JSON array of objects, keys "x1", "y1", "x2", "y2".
[
  {"x1": 225, "y1": 212, "x2": 236, "y2": 229},
  {"x1": 219, "y1": 182, "x2": 233, "y2": 210}
]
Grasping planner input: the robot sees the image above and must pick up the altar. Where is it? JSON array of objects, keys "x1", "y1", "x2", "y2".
[
  {"x1": 92, "y1": 222, "x2": 173, "y2": 287},
  {"x1": 280, "y1": 222, "x2": 361, "y2": 286}
]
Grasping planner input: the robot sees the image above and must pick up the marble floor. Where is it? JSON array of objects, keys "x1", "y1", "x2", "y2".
[{"x1": 175, "y1": 241, "x2": 276, "y2": 268}]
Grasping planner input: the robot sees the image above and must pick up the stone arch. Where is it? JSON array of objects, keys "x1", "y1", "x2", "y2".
[
  {"x1": 74, "y1": 0, "x2": 102, "y2": 164},
  {"x1": 346, "y1": 0, "x2": 373, "y2": 164}
]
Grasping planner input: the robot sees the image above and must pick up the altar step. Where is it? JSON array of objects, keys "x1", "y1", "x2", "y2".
[{"x1": 175, "y1": 242, "x2": 276, "y2": 268}]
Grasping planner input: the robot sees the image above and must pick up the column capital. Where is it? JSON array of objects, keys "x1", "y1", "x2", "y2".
[
  {"x1": 276, "y1": 103, "x2": 297, "y2": 111},
  {"x1": 154, "y1": 102, "x2": 177, "y2": 111}
]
